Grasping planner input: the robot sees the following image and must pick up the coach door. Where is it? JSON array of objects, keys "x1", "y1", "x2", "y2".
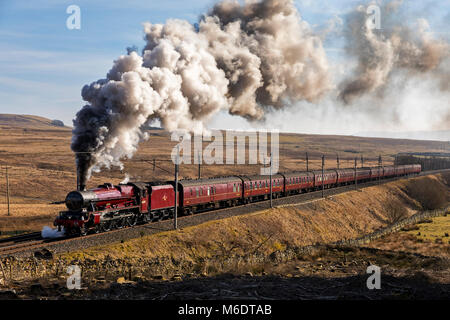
[{"x1": 208, "y1": 185, "x2": 214, "y2": 203}]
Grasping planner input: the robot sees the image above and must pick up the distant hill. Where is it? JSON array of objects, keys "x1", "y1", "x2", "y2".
[
  {"x1": 354, "y1": 130, "x2": 450, "y2": 142},
  {"x1": 0, "y1": 114, "x2": 71, "y2": 130}
]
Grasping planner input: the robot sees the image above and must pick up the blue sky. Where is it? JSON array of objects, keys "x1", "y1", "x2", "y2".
[{"x1": 0, "y1": 0, "x2": 448, "y2": 129}]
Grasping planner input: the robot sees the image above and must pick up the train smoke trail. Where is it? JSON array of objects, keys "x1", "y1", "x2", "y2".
[
  {"x1": 338, "y1": 2, "x2": 449, "y2": 104},
  {"x1": 71, "y1": 0, "x2": 331, "y2": 188}
]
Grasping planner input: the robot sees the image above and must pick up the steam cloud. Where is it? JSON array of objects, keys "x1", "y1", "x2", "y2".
[
  {"x1": 41, "y1": 226, "x2": 65, "y2": 239},
  {"x1": 339, "y1": 2, "x2": 449, "y2": 104},
  {"x1": 72, "y1": 0, "x2": 449, "y2": 187},
  {"x1": 72, "y1": 0, "x2": 331, "y2": 188}
]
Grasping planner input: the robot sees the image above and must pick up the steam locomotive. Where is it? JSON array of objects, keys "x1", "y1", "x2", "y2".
[{"x1": 54, "y1": 164, "x2": 421, "y2": 236}]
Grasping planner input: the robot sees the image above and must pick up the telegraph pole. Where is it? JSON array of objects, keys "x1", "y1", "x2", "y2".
[
  {"x1": 361, "y1": 155, "x2": 364, "y2": 168},
  {"x1": 337, "y1": 154, "x2": 340, "y2": 169},
  {"x1": 174, "y1": 145, "x2": 179, "y2": 230},
  {"x1": 269, "y1": 153, "x2": 273, "y2": 208},
  {"x1": 354, "y1": 157, "x2": 357, "y2": 190},
  {"x1": 321, "y1": 155, "x2": 325, "y2": 198},
  {"x1": 5, "y1": 166, "x2": 10, "y2": 216},
  {"x1": 306, "y1": 152, "x2": 309, "y2": 172},
  {"x1": 378, "y1": 155, "x2": 382, "y2": 185},
  {"x1": 198, "y1": 150, "x2": 201, "y2": 179}
]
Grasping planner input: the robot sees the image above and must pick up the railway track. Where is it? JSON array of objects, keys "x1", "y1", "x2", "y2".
[
  {"x1": 0, "y1": 232, "x2": 44, "y2": 256},
  {"x1": 1, "y1": 168, "x2": 448, "y2": 258},
  {"x1": 0, "y1": 231, "x2": 41, "y2": 244}
]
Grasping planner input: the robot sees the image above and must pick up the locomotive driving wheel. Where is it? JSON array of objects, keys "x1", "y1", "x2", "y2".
[
  {"x1": 79, "y1": 225, "x2": 88, "y2": 236},
  {"x1": 102, "y1": 221, "x2": 112, "y2": 232},
  {"x1": 127, "y1": 216, "x2": 137, "y2": 227}
]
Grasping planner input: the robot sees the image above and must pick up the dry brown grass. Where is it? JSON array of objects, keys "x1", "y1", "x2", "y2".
[
  {"x1": 368, "y1": 230, "x2": 450, "y2": 259},
  {"x1": 440, "y1": 171, "x2": 450, "y2": 187},
  {"x1": 0, "y1": 203, "x2": 65, "y2": 233},
  {"x1": 404, "y1": 176, "x2": 449, "y2": 210},
  {"x1": 384, "y1": 199, "x2": 409, "y2": 224}
]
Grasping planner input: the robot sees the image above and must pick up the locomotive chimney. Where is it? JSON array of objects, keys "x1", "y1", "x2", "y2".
[{"x1": 76, "y1": 168, "x2": 86, "y2": 191}]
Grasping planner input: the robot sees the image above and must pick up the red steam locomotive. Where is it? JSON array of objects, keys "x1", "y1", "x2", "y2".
[{"x1": 54, "y1": 164, "x2": 421, "y2": 235}]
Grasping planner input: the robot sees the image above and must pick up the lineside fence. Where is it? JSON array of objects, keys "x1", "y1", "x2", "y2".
[{"x1": 336, "y1": 204, "x2": 450, "y2": 246}]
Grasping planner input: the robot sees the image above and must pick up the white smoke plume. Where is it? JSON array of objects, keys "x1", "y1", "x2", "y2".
[
  {"x1": 120, "y1": 173, "x2": 131, "y2": 184},
  {"x1": 71, "y1": 0, "x2": 331, "y2": 187},
  {"x1": 41, "y1": 226, "x2": 65, "y2": 239},
  {"x1": 338, "y1": 2, "x2": 449, "y2": 104}
]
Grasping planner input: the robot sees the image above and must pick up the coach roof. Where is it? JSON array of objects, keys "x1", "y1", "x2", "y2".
[{"x1": 178, "y1": 176, "x2": 242, "y2": 187}]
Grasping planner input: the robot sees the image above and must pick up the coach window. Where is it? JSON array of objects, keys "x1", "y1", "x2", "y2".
[
  {"x1": 196, "y1": 187, "x2": 199, "y2": 197},
  {"x1": 191, "y1": 189, "x2": 193, "y2": 197}
]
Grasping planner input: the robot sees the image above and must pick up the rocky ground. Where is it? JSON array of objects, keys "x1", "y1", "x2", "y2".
[{"x1": 1, "y1": 245, "x2": 448, "y2": 300}]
